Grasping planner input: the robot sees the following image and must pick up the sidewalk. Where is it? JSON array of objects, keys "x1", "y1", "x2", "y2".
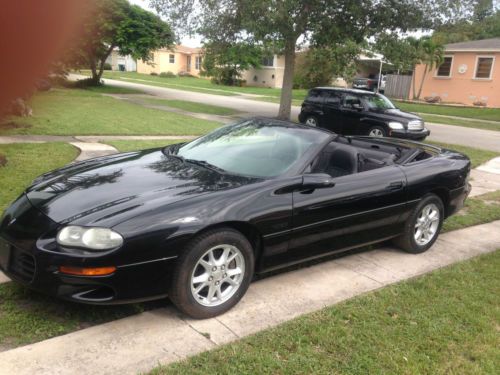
[{"x1": 0, "y1": 220, "x2": 498, "y2": 375}]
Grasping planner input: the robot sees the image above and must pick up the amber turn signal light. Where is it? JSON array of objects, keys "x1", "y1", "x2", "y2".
[{"x1": 59, "y1": 266, "x2": 116, "y2": 276}]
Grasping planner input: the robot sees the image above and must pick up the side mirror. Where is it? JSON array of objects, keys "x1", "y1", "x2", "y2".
[
  {"x1": 352, "y1": 103, "x2": 363, "y2": 111},
  {"x1": 302, "y1": 173, "x2": 335, "y2": 190}
]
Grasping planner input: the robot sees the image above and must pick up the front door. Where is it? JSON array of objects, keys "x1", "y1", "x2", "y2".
[
  {"x1": 287, "y1": 162, "x2": 406, "y2": 265},
  {"x1": 186, "y1": 56, "x2": 191, "y2": 72},
  {"x1": 338, "y1": 94, "x2": 365, "y2": 135},
  {"x1": 322, "y1": 90, "x2": 344, "y2": 133}
]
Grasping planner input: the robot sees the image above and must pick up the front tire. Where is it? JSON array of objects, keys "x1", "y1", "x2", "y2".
[
  {"x1": 169, "y1": 228, "x2": 255, "y2": 319},
  {"x1": 368, "y1": 126, "x2": 386, "y2": 137},
  {"x1": 305, "y1": 115, "x2": 319, "y2": 127},
  {"x1": 393, "y1": 194, "x2": 444, "y2": 254}
]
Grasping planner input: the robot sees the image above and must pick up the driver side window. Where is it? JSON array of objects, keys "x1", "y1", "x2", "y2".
[{"x1": 342, "y1": 94, "x2": 361, "y2": 109}]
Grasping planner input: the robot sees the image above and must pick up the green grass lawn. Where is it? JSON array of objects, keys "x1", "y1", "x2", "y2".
[
  {"x1": 0, "y1": 143, "x2": 78, "y2": 213},
  {"x1": 0, "y1": 282, "x2": 161, "y2": 351},
  {"x1": 153, "y1": 250, "x2": 500, "y2": 375},
  {"x1": 80, "y1": 84, "x2": 144, "y2": 95},
  {"x1": 0, "y1": 88, "x2": 221, "y2": 136},
  {"x1": 79, "y1": 70, "x2": 309, "y2": 101},
  {"x1": 422, "y1": 114, "x2": 500, "y2": 132},
  {"x1": 106, "y1": 139, "x2": 186, "y2": 152},
  {"x1": 141, "y1": 98, "x2": 239, "y2": 116},
  {"x1": 395, "y1": 100, "x2": 500, "y2": 122}
]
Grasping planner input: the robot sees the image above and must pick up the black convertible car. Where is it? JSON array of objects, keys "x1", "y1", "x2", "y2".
[{"x1": 0, "y1": 118, "x2": 470, "y2": 318}]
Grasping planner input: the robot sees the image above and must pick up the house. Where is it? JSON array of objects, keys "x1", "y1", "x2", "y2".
[
  {"x1": 105, "y1": 48, "x2": 137, "y2": 72},
  {"x1": 136, "y1": 45, "x2": 203, "y2": 76},
  {"x1": 413, "y1": 38, "x2": 500, "y2": 107},
  {"x1": 240, "y1": 55, "x2": 286, "y2": 88}
]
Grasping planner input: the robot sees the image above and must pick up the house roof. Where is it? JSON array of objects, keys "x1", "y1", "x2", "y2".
[
  {"x1": 445, "y1": 38, "x2": 500, "y2": 52},
  {"x1": 158, "y1": 44, "x2": 202, "y2": 54}
]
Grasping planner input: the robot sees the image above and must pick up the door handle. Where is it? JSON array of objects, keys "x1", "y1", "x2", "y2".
[{"x1": 387, "y1": 181, "x2": 404, "y2": 190}]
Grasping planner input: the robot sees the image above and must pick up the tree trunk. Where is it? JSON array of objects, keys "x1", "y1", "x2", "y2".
[
  {"x1": 278, "y1": 39, "x2": 296, "y2": 120},
  {"x1": 89, "y1": 45, "x2": 114, "y2": 86},
  {"x1": 416, "y1": 65, "x2": 428, "y2": 100},
  {"x1": 90, "y1": 60, "x2": 99, "y2": 85}
]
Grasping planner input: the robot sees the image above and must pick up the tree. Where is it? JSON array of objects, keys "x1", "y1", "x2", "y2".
[
  {"x1": 150, "y1": 0, "x2": 476, "y2": 120},
  {"x1": 294, "y1": 42, "x2": 362, "y2": 89},
  {"x1": 432, "y1": 1, "x2": 499, "y2": 44},
  {"x1": 66, "y1": 0, "x2": 173, "y2": 85},
  {"x1": 202, "y1": 42, "x2": 265, "y2": 85},
  {"x1": 374, "y1": 34, "x2": 422, "y2": 74},
  {"x1": 412, "y1": 37, "x2": 445, "y2": 100}
]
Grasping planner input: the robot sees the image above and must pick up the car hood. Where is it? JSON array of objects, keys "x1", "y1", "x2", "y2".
[
  {"x1": 368, "y1": 108, "x2": 422, "y2": 123},
  {"x1": 26, "y1": 149, "x2": 258, "y2": 226}
]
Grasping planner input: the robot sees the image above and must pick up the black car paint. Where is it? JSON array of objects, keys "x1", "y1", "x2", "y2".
[
  {"x1": 298, "y1": 88, "x2": 430, "y2": 140},
  {"x1": 0, "y1": 122, "x2": 469, "y2": 305}
]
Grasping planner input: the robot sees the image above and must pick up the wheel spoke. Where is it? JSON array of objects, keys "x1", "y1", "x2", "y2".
[
  {"x1": 194, "y1": 282, "x2": 208, "y2": 294},
  {"x1": 208, "y1": 249, "x2": 220, "y2": 267},
  {"x1": 227, "y1": 267, "x2": 242, "y2": 277},
  {"x1": 215, "y1": 285, "x2": 223, "y2": 300},
  {"x1": 192, "y1": 273, "x2": 209, "y2": 284},
  {"x1": 206, "y1": 284, "x2": 216, "y2": 302}
]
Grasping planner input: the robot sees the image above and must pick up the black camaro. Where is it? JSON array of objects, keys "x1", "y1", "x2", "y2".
[{"x1": 0, "y1": 118, "x2": 470, "y2": 318}]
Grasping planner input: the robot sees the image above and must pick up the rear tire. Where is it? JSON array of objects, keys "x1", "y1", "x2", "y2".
[
  {"x1": 393, "y1": 194, "x2": 444, "y2": 254},
  {"x1": 169, "y1": 228, "x2": 254, "y2": 319}
]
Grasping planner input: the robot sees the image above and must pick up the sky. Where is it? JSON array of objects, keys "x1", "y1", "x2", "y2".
[{"x1": 128, "y1": 0, "x2": 202, "y2": 47}]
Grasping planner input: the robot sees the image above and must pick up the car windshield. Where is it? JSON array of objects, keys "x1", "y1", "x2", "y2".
[
  {"x1": 361, "y1": 94, "x2": 396, "y2": 110},
  {"x1": 175, "y1": 119, "x2": 329, "y2": 178}
]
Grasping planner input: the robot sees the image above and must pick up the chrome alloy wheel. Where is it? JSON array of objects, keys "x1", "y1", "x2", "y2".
[
  {"x1": 190, "y1": 244, "x2": 245, "y2": 307},
  {"x1": 305, "y1": 117, "x2": 318, "y2": 127},
  {"x1": 414, "y1": 203, "x2": 440, "y2": 246},
  {"x1": 369, "y1": 128, "x2": 384, "y2": 137}
]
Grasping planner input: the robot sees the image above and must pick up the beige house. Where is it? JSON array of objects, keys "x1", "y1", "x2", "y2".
[
  {"x1": 105, "y1": 48, "x2": 137, "y2": 72},
  {"x1": 412, "y1": 38, "x2": 500, "y2": 107},
  {"x1": 240, "y1": 55, "x2": 286, "y2": 88},
  {"x1": 137, "y1": 45, "x2": 203, "y2": 76}
]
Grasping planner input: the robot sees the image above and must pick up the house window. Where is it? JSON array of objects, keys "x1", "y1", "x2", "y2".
[
  {"x1": 474, "y1": 57, "x2": 494, "y2": 79},
  {"x1": 261, "y1": 56, "x2": 274, "y2": 67},
  {"x1": 195, "y1": 56, "x2": 202, "y2": 70},
  {"x1": 169, "y1": 54, "x2": 175, "y2": 64},
  {"x1": 436, "y1": 56, "x2": 453, "y2": 77}
]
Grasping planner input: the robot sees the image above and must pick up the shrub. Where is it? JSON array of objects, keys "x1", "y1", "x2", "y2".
[
  {"x1": 178, "y1": 71, "x2": 195, "y2": 78},
  {"x1": 103, "y1": 62, "x2": 112, "y2": 70},
  {"x1": 159, "y1": 71, "x2": 176, "y2": 78},
  {"x1": 150, "y1": 72, "x2": 158, "y2": 76}
]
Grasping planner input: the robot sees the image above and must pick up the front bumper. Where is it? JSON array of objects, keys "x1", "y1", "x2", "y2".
[
  {"x1": 390, "y1": 128, "x2": 430, "y2": 140},
  {"x1": 0, "y1": 194, "x2": 176, "y2": 305}
]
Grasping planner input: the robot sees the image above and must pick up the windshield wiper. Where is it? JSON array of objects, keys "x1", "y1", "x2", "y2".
[{"x1": 184, "y1": 159, "x2": 227, "y2": 174}]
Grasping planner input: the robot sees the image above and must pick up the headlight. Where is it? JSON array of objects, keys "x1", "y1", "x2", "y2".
[
  {"x1": 388, "y1": 122, "x2": 404, "y2": 130},
  {"x1": 57, "y1": 226, "x2": 123, "y2": 250}
]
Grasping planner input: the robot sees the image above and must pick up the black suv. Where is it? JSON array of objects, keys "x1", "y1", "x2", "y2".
[{"x1": 298, "y1": 87, "x2": 430, "y2": 141}]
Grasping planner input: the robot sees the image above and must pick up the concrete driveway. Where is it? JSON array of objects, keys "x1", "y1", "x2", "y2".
[{"x1": 84, "y1": 75, "x2": 500, "y2": 152}]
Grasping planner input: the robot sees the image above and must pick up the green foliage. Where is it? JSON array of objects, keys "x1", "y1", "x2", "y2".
[
  {"x1": 159, "y1": 71, "x2": 177, "y2": 78},
  {"x1": 202, "y1": 42, "x2": 264, "y2": 86},
  {"x1": 103, "y1": 62, "x2": 112, "y2": 70},
  {"x1": 374, "y1": 34, "x2": 422, "y2": 73},
  {"x1": 294, "y1": 42, "x2": 361, "y2": 89},
  {"x1": 65, "y1": 0, "x2": 173, "y2": 85},
  {"x1": 410, "y1": 37, "x2": 445, "y2": 99},
  {"x1": 433, "y1": 9, "x2": 500, "y2": 44}
]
